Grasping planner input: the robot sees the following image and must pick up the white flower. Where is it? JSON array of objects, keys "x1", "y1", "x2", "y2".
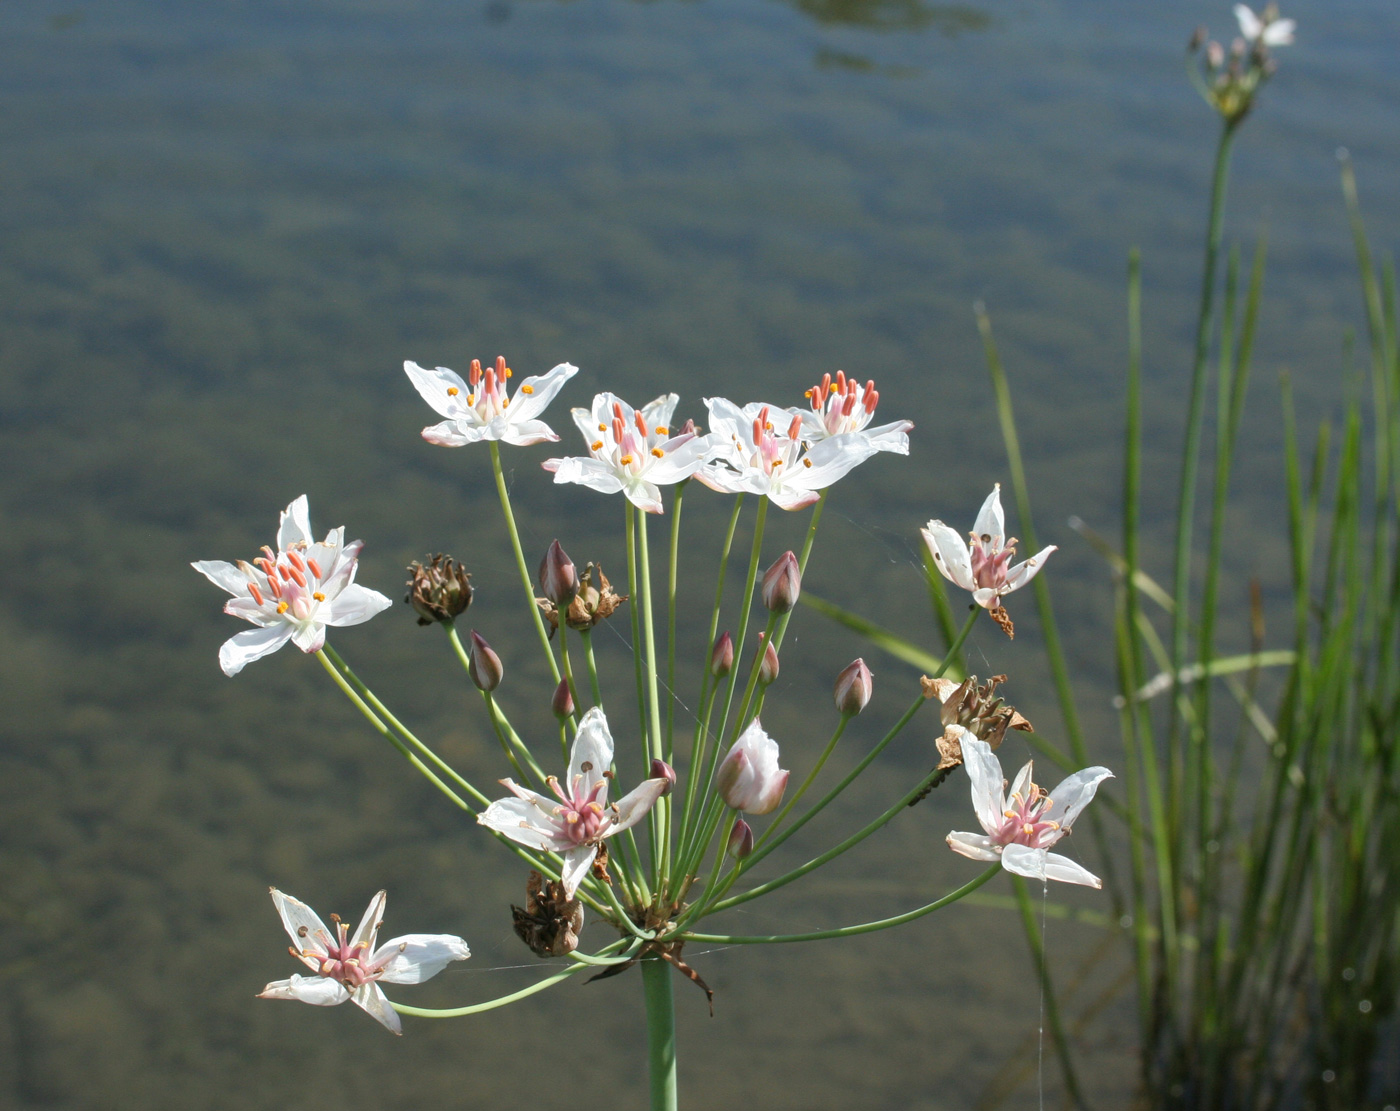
[
  {"x1": 1234, "y1": 4, "x2": 1295, "y2": 46},
  {"x1": 192, "y1": 496, "x2": 392, "y2": 676},
  {"x1": 921, "y1": 484, "x2": 1056, "y2": 610},
  {"x1": 946, "y1": 734, "x2": 1112, "y2": 887},
  {"x1": 715, "y1": 719, "x2": 789, "y2": 815},
  {"x1": 478, "y1": 707, "x2": 669, "y2": 897},
  {"x1": 541, "y1": 392, "x2": 714, "y2": 514},
  {"x1": 695, "y1": 397, "x2": 878, "y2": 510},
  {"x1": 799, "y1": 370, "x2": 913, "y2": 455},
  {"x1": 258, "y1": 889, "x2": 471, "y2": 1035},
  {"x1": 404, "y1": 355, "x2": 578, "y2": 447}
]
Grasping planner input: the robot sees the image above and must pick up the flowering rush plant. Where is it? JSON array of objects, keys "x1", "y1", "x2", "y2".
[{"x1": 194, "y1": 355, "x2": 1111, "y2": 1108}]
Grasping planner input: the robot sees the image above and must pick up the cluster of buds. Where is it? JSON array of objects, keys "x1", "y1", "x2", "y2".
[
  {"x1": 1188, "y1": 4, "x2": 1294, "y2": 126},
  {"x1": 511, "y1": 871, "x2": 585, "y2": 958},
  {"x1": 910, "y1": 673, "x2": 1033, "y2": 804},
  {"x1": 405, "y1": 554, "x2": 473, "y2": 626},
  {"x1": 537, "y1": 558, "x2": 627, "y2": 635}
]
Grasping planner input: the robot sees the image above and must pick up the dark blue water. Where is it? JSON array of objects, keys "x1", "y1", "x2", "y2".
[{"x1": 2, "y1": 1, "x2": 1396, "y2": 1107}]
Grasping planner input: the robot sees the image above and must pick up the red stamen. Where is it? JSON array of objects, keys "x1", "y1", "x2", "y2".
[
  {"x1": 613, "y1": 416, "x2": 625, "y2": 442},
  {"x1": 286, "y1": 564, "x2": 307, "y2": 588},
  {"x1": 495, "y1": 356, "x2": 507, "y2": 376},
  {"x1": 278, "y1": 565, "x2": 292, "y2": 581},
  {"x1": 306, "y1": 558, "x2": 323, "y2": 580},
  {"x1": 613, "y1": 401, "x2": 624, "y2": 422},
  {"x1": 865, "y1": 389, "x2": 878, "y2": 413},
  {"x1": 835, "y1": 370, "x2": 847, "y2": 392},
  {"x1": 787, "y1": 413, "x2": 802, "y2": 440},
  {"x1": 635, "y1": 411, "x2": 648, "y2": 437},
  {"x1": 752, "y1": 417, "x2": 764, "y2": 445},
  {"x1": 266, "y1": 574, "x2": 283, "y2": 599},
  {"x1": 469, "y1": 359, "x2": 481, "y2": 387},
  {"x1": 286, "y1": 550, "x2": 305, "y2": 573},
  {"x1": 248, "y1": 582, "x2": 265, "y2": 606},
  {"x1": 864, "y1": 379, "x2": 875, "y2": 396},
  {"x1": 821, "y1": 372, "x2": 832, "y2": 396},
  {"x1": 842, "y1": 392, "x2": 857, "y2": 416}
]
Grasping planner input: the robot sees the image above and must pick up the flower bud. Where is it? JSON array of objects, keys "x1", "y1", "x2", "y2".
[
  {"x1": 716, "y1": 720, "x2": 789, "y2": 815},
  {"x1": 760, "y1": 550, "x2": 801, "y2": 613},
  {"x1": 468, "y1": 630, "x2": 503, "y2": 692},
  {"x1": 1188, "y1": 25, "x2": 1206, "y2": 52},
  {"x1": 537, "y1": 540, "x2": 579, "y2": 607},
  {"x1": 727, "y1": 819, "x2": 754, "y2": 859},
  {"x1": 833, "y1": 658, "x2": 873, "y2": 717},
  {"x1": 1206, "y1": 39, "x2": 1224, "y2": 68},
  {"x1": 405, "y1": 554, "x2": 473, "y2": 626},
  {"x1": 650, "y1": 758, "x2": 677, "y2": 797},
  {"x1": 710, "y1": 631, "x2": 734, "y2": 678},
  {"x1": 757, "y1": 636, "x2": 779, "y2": 686},
  {"x1": 551, "y1": 678, "x2": 575, "y2": 719}
]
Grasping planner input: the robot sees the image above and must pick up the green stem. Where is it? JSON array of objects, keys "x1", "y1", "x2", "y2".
[
  {"x1": 582, "y1": 629, "x2": 604, "y2": 708},
  {"x1": 756, "y1": 715, "x2": 849, "y2": 849},
  {"x1": 771, "y1": 489, "x2": 827, "y2": 655},
  {"x1": 666, "y1": 482, "x2": 686, "y2": 761},
  {"x1": 642, "y1": 958, "x2": 679, "y2": 1111},
  {"x1": 681, "y1": 865, "x2": 1000, "y2": 943},
  {"x1": 489, "y1": 440, "x2": 561, "y2": 685}
]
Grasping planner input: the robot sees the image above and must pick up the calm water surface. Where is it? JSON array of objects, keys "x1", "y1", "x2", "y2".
[{"x1": 2, "y1": 1, "x2": 1397, "y2": 1107}]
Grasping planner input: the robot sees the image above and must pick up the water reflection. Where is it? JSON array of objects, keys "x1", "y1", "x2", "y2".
[{"x1": 785, "y1": 0, "x2": 989, "y2": 34}]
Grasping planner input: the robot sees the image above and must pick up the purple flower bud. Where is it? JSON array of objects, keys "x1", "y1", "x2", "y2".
[
  {"x1": 834, "y1": 658, "x2": 873, "y2": 716},
  {"x1": 650, "y1": 758, "x2": 677, "y2": 797},
  {"x1": 537, "y1": 540, "x2": 579, "y2": 607},
  {"x1": 757, "y1": 636, "x2": 779, "y2": 686},
  {"x1": 468, "y1": 630, "x2": 504, "y2": 692},
  {"x1": 551, "y1": 678, "x2": 575, "y2": 719},
  {"x1": 727, "y1": 819, "x2": 754, "y2": 859},
  {"x1": 760, "y1": 550, "x2": 801, "y2": 613},
  {"x1": 1207, "y1": 40, "x2": 1224, "y2": 68},
  {"x1": 710, "y1": 631, "x2": 734, "y2": 678},
  {"x1": 716, "y1": 720, "x2": 789, "y2": 815}
]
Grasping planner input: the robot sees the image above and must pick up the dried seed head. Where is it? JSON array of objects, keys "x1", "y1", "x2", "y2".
[
  {"x1": 911, "y1": 673, "x2": 1033, "y2": 804},
  {"x1": 405, "y1": 554, "x2": 473, "y2": 626},
  {"x1": 538, "y1": 562, "x2": 627, "y2": 636},
  {"x1": 511, "y1": 871, "x2": 584, "y2": 958}
]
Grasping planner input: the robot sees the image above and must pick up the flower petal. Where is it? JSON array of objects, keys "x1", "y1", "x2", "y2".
[
  {"x1": 960, "y1": 735, "x2": 1007, "y2": 835},
  {"x1": 421, "y1": 419, "x2": 481, "y2": 447},
  {"x1": 1234, "y1": 3, "x2": 1262, "y2": 40},
  {"x1": 404, "y1": 361, "x2": 470, "y2": 420},
  {"x1": 1000, "y1": 842, "x2": 1049, "y2": 882},
  {"x1": 351, "y1": 890, "x2": 387, "y2": 951},
  {"x1": 1040, "y1": 851, "x2": 1103, "y2": 888},
  {"x1": 972, "y1": 485, "x2": 1004, "y2": 545},
  {"x1": 270, "y1": 888, "x2": 334, "y2": 954},
  {"x1": 219, "y1": 625, "x2": 295, "y2": 676},
  {"x1": 500, "y1": 419, "x2": 562, "y2": 446},
  {"x1": 290, "y1": 621, "x2": 328, "y2": 654},
  {"x1": 946, "y1": 830, "x2": 1002, "y2": 862},
  {"x1": 503, "y1": 362, "x2": 578, "y2": 424},
  {"x1": 606, "y1": 778, "x2": 669, "y2": 835},
  {"x1": 324, "y1": 584, "x2": 394, "y2": 627},
  {"x1": 352, "y1": 982, "x2": 403, "y2": 1035},
  {"x1": 922, "y1": 521, "x2": 975, "y2": 593},
  {"x1": 191, "y1": 559, "x2": 250, "y2": 596},
  {"x1": 1005, "y1": 545, "x2": 1057, "y2": 593},
  {"x1": 1045, "y1": 766, "x2": 1113, "y2": 833},
  {"x1": 548, "y1": 456, "x2": 626, "y2": 497},
  {"x1": 478, "y1": 797, "x2": 571, "y2": 852},
  {"x1": 560, "y1": 845, "x2": 597, "y2": 899},
  {"x1": 258, "y1": 975, "x2": 351, "y2": 1006},
  {"x1": 277, "y1": 495, "x2": 314, "y2": 550},
  {"x1": 569, "y1": 707, "x2": 614, "y2": 790},
  {"x1": 375, "y1": 933, "x2": 472, "y2": 984}
]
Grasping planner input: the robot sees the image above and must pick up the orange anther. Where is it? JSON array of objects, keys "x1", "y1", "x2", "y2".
[
  {"x1": 591, "y1": 440, "x2": 604, "y2": 452},
  {"x1": 313, "y1": 591, "x2": 326, "y2": 602},
  {"x1": 520, "y1": 384, "x2": 534, "y2": 394},
  {"x1": 803, "y1": 457, "x2": 813, "y2": 468},
  {"x1": 277, "y1": 601, "x2": 289, "y2": 614},
  {"x1": 651, "y1": 447, "x2": 664, "y2": 458},
  {"x1": 620, "y1": 455, "x2": 634, "y2": 466},
  {"x1": 447, "y1": 386, "x2": 459, "y2": 396},
  {"x1": 654, "y1": 425, "x2": 667, "y2": 436}
]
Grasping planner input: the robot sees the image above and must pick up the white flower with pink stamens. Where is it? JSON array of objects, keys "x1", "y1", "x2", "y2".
[
  {"x1": 404, "y1": 355, "x2": 578, "y2": 447},
  {"x1": 478, "y1": 707, "x2": 670, "y2": 897},
  {"x1": 946, "y1": 734, "x2": 1112, "y2": 887},
  {"x1": 799, "y1": 370, "x2": 913, "y2": 455},
  {"x1": 921, "y1": 484, "x2": 1056, "y2": 610},
  {"x1": 541, "y1": 392, "x2": 714, "y2": 514},
  {"x1": 695, "y1": 397, "x2": 878, "y2": 510},
  {"x1": 192, "y1": 496, "x2": 392, "y2": 676},
  {"x1": 258, "y1": 889, "x2": 470, "y2": 1035}
]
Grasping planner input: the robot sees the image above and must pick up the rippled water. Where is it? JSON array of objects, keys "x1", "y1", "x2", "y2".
[{"x1": 3, "y1": 1, "x2": 1397, "y2": 1107}]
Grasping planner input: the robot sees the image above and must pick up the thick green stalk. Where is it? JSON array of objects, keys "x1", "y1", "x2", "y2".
[
  {"x1": 642, "y1": 959, "x2": 678, "y2": 1111},
  {"x1": 488, "y1": 442, "x2": 561, "y2": 684}
]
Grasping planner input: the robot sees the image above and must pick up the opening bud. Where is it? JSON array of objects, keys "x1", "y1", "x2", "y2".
[
  {"x1": 833, "y1": 658, "x2": 873, "y2": 716},
  {"x1": 727, "y1": 819, "x2": 754, "y2": 860},
  {"x1": 537, "y1": 540, "x2": 579, "y2": 607},
  {"x1": 405, "y1": 554, "x2": 473, "y2": 626},
  {"x1": 716, "y1": 720, "x2": 789, "y2": 815},
  {"x1": 710, "y1": 631, "x2": 734, "y2": 678},
  {"x1": 760, "y1": 550, "x2": 801, "y2": 613},
  {"x1": 757, "y1": 635, "x2": 779, "y2": 686},
  {"x1": 468, "y1": 630, "x2": 504, "y2": 692},
  {"x1": 650, "y1": 758, "x2": 677, "y2": 797},
  {"x1": 551, "y1": 678, "x2": 575, "y2": 719}
]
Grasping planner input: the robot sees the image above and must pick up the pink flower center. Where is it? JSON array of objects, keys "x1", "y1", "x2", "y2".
[
  {"x1": 806, "y1": 370, "x2": 879, "y2": 436},
  {"x1": 465, "y1": 355, "x2": 514, "y2": 421},
  {"x1": 547, "y1": 773, "x2": 609, "y2": 845},
  {"x1": 246, "y1": 542, "x2": 335, "y2": 620},
  {"x1": 991, "y1": 783, "x2": 1061, "y2": 849},
  {"x1": 969, "y1": 534, "x2": 1017, "y2": 595},
  {"x1": 747, "y1": 406, "x2": 805, "y2": 476},
  {"x1": 296, "y1": 915, "x2": 390, "y2": 989}
]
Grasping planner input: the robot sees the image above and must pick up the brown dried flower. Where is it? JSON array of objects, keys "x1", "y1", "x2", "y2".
[
  {"x1": 910, "y1": 673, "x2": 1032, "y2": 804},
  {"x1": 511, "y1": 871, "x2": 584, "y2": 958},
  {"x1": 406, "y1": 554, "x2": 473, "y2": 626},
  {"x1": 537, "y1": 562, "x2": 627, "y2": 636}
]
